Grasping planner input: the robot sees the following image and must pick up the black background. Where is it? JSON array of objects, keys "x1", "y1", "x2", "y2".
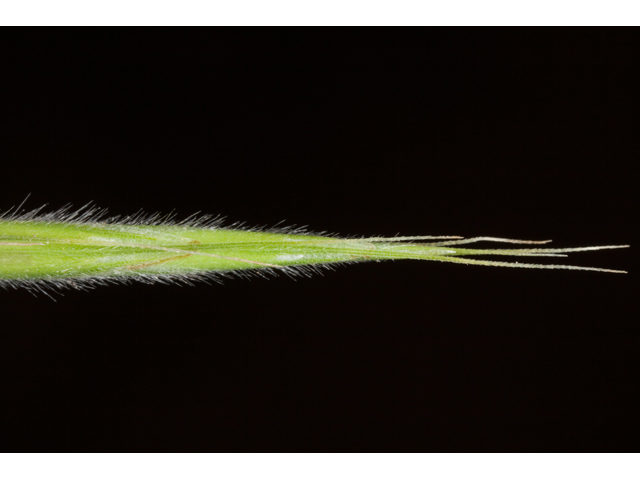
[{"x1": 0, "y1": 30, "x2": 636, "y2": 452}]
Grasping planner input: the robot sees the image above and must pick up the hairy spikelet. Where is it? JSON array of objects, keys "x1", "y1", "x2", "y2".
[{"x1": 0, "y1": 200, "x2": 629, "y2": 298}]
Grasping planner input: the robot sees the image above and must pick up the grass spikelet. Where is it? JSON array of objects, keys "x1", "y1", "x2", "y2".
[{"x1": 0, "y1": 202, "x2": 629, "y2": 298}]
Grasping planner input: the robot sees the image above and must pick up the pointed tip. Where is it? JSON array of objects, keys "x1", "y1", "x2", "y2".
[{"x1": 592, "y1": 268, "x2": 627, "y2": 274}]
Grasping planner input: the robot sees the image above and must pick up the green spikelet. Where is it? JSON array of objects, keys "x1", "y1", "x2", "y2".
[{"x1": 0, "y1": 202, "x2": 628, "y2": 297}]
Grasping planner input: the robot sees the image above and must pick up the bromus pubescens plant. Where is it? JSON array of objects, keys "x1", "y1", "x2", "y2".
[{"x1": 0, "y1": 201, "x2": 628, "y2": 298}]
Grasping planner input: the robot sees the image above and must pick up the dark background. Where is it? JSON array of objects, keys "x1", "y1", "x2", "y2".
[{"x1": 0, "y1": 30, "x2": 636, "y2": 452}]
